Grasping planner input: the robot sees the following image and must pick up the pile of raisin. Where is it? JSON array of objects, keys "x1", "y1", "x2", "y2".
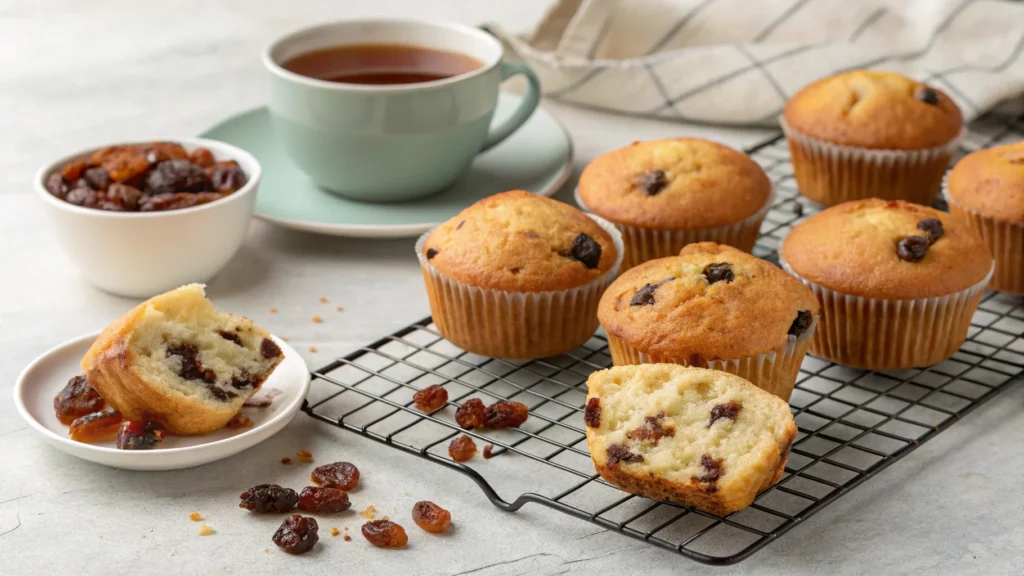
[
  {"x1": 273, "y1": 514, "x2": 319, "y2": 555},
  {"x1": 361, "y1": 520, "x2": 408, "y2": 548},
  {"x1": 297, "y1": 486, "x2": 351, "y2": 514},
  {"x1": 115, "y1": 420, "x2": 167, "y2": 450},
  {"x1": 54, "y1": 375, "x2": 105, "y2": 425},
  {"x1": 239, "y1": 484, "x2": 299, "y2": 513},
  {"x1": 68, "y1": 410, "x2": 123, "y2": 443},
  {"x1": 411, "y1": 501, "x2": 451, "y2": 533},
  {"x1": 310, "y1": 462, "x2": 360, "y2": 491},
  {"x1": 44, "y1": 142, "x2": 247, "y2": 213}
]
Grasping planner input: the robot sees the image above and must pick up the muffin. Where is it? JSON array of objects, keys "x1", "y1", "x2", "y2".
[
  {"x1": 577, "y1": 138, "x2": 772, "y2": 270},
  {"x1": 597, "y1": 242, "x2": 818, "y2": 400},
  {"x1": 781, "y1": 199, "x2": 992, "y2": 370},
  {"x1": 417, "y1": 190, "x2": 623, "y2": 359},
  {"x1": 585, "y1": 364, "x2": 797, "y2": 516},
  {"x1": 945, "y1": 142, "x2": 1024, "y2": 294},
  {"x1": 782, "y1": 70, "x2": 963, "y2": 206}
]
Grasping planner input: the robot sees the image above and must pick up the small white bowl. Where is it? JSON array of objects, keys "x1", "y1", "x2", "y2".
[{"x1": 34, "y1": 138, "x2": 262, "y2": 298}]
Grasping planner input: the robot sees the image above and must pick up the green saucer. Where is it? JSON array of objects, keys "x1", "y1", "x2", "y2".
[{"x1": 200, "y1": 93, "x2": 573, "y2": 238}]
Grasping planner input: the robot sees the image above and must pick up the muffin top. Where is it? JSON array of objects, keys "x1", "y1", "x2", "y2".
[
  {"x1": 423, "y1": 190, "x2": 618, "y2": 292},
  {"x1": 947, "y1": 142, "x2": 1024, "y2": 222},
  {"x1": 578, "y1": 138, "x2": 771, "y2": 230},
  {"x1": 781, "y1": 199, "x2": 991, "y2": 299},
  {"x1": 783, "y1": 70, "x2": 963, "y2": 150},
  {"x1": 598, "y1": 243, "x2": 819, "y2": 361}
]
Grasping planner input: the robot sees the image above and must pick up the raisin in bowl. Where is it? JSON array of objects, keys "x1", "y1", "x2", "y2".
[{"x1": 34, "y1": 138, "x2": 261, "y2": 297}]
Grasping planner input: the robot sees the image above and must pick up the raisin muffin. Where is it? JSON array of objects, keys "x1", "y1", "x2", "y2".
[
  {"x1": 577, "y1": 138, "x2": 772, "y2": 270},
  {"x1": 782, "y1": 70, "x2": 963, "y2": 206},
  {"x1": 781, "y1": 199, "x2": 992, "y2": 369},
  {"x1": 597, "y1": 242, "x2": 818, "y2": 400},
  {"x1": 82, "y1": 284, "x2": 284, "y2": 435},
  {"x1": 945, "y1": 142, "x2": 1024, "y2": 294},
  {"x1": 585, "y1": 365, "x2": 797, "y2": 516},
  {"x1": 417, "y1": 190, "x2": 623, "y2": 359}
]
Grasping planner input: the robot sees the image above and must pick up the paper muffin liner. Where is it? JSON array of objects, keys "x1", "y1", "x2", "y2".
[
  {"x1": 780, "y1": 117, "x2": 963, "y2": 207},
  {"x1": 415, "y1": 215, "x2": 624, "y2": 360},
  {"x1": 574, "y1": 186, "x2": 774, "y2": 271},
  {"x1": 943, "y1": 180, "x2": 1024, "y2": 295},
  {"x1": 603, "y1": 315, "x2": 818, "y2": 401},
  {"x1": 780, "y1": 256, "x2": 993, "y2": 370}
]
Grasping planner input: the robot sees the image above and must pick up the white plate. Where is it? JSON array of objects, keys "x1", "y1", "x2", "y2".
[{"x1": 13, "y1": 333, "x2": 310, "y2": 471}]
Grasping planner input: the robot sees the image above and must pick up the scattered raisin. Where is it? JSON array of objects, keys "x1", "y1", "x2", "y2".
[
  {"x1": 296, "y1": 450, "x2": 314, "y2": 463},
  {"x1": 485, "y1": 400, "x2": 529, "y2": 429},
  {"x1": 60, "y1": 160, "x2": 89, "y2": 182},
  {"x1": 145, "y1": 159, "x2": 210, "y2": 194},
  {"x1": 569, "y1": 233, "x2": 602, "y2": 269},
  {"x1": 708, "y1": 401, "x2": 742, "y2": 427},
  {"x1": 83, "y1": 167, "x2": 112, "y2": 190},
  {"x1": 630, "y1": 283, "x2": 657, "y2": 306},
  {"x1": 45, "y1": 173, "x2": 69, "y2": 199},
  {"x1": 105, "y1": 183, "x2": 143, "y2": 210},
  {"x1": 239, "y1": 484, "x2": 299, "y2": 513},
  {"x1": 483, "y1": 444, "x2": 496, "y2": 459},
  {"x1": 311, "y1": 462, "x2": 360, "y2": 490},
  {"x1": 448, "y1": 435, "x2": 477, "y2": 462},
  {"x1": 916, "y1": 86, "x2": 939, "y2": 105},
  {"x1": 261, "y1": 338, "x2": 282, "y2": 359},
  {"x1": 54, "y1": 374, "x2": 104, "y2": 425},
  {"x1": 138, "y1": 192, "x2": 222, "y2": 212},
  {"x1": 703, "y1": 262, "x2": 734, "y2": 284},
  {"x1": 638, "y1": 169, "x2": 668, "y2": 195},
  {"x1": 788, "y1": 310, "x2": 812, "y2": 337},
  {"x1": 411, "y1": 501, "x2": 451, "y2": 533},
  {"x1": 361, "y1": 520, "x2": 408, "y2": 548},
  {"x1": 692, "y1": 454, "x2": 724, "y2": 492},
  {"x1": 626, "y1": 413, "x2": 674, "y2": 443},
  {"x1": 244, "y1": 389, "x2": 281, "y2": 408},
  {"x1": 189, "y1": 147, "x2": 216, "y2": 168},
  {"x1": 897, "y1": 236, "x2": 929, "y2": 262},
  {"x1": 65, "y1": 187, "x2": 99, "y2": 208},
  {"x1": 584, "y1": 397, "x2": 601, "y2": 428},
  {"x1": 115, "y1": 420, "x2": 166, "y2": 450},
  {"x1": 211, "y1": 165, "x2": 247, "y2": 193},
  {"x1": 273, "y1": 514, "x2": 319, "y2": 554},
  {"x1": 68, "y1": 410, "x2": 123, "y2": 443},
  {"x1": 413, "y1": 384, "x2": 448, "y2": 412},
  {"x1": 917, "y1": 218, "x2": 944, "y2": 243},
  {"x1": 297, "y1": 486, "x2": 351, "y2": 514},
  {"x1": 455, "y1": 398, "x2": 487, "y2": 429},
  {"x1": 425, "y1": 247, "x2": 439, "y2": 260},
  {"x1": 606, "y1": 444, "x2": 644, "y2": 465},
  {"x1": 225, "y1": 413, "x2": 254, "y2": 429}
]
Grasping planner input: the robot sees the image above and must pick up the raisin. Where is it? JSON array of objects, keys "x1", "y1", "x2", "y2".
[
  {"x1": 485, "y1": 400, "x2": 529, "y2": 429},
  {"x1": 630, "y1": 283, "x2": 657, "y2": 306},
  {"x1": 606, "y1": 444, "x2": 644, "y2": 465},
  {"x1": 138, "y1": 192, "x2": 222, "y2": 212},
  {"x1": 83, "y1": 167, "x2": 112, "y2": 190},
  {"x1": 240, "y1": 484, "x2": 299, "y2": 513},
  {"x1": 917, "y1": 218, "x2": 944, "y2": 243},
  {"x1": 897, "y1": 236, "x2": 929, "y2": 262},
  {"x1": 115, "y1": 420, "x2": 166, "y2": 450},
  {"x1": 273, "y1": 514, "x2": 319, "y2": 554},
  {"x1": 230, "y1": 372, "x2": 256, "y2": 390},
  {"x1": 97, "y1": 148, "x2": 150, "y2": 184},
  {"x1": 569, "y1": 232, "x2": 602, "y2": 269},
  {"x1": 448, "y1": 434, "x2": 477, "y2": 462},
  {"x1": 626, "y1": 413, "x2": 674, "y2": 443},
  {"x1": 139, "y1": 142, "x2": 190, "y2": 165},
  {"x1": 425, "y1": 247, "x2": 439, "y2": 260},
  {"x1": 261, "y1": 338, "x2": 282, "y2": 359},
  {"x1": 692, "y1": 454, "x2": 724, "y2": 492},
  {"x1": 68, "y1": 410, "x2": 123, "y2": 443},
  {"x1": 483, "y1": 444, "x2": 496, "y2": 459},
  {"x1": 45, "y1": 173, "x2": 69, "y2": 199},
  {"x1": 361, "y1": 520, "x2": 408, "y2": 548},
  {"x1": 413, "y1": 384, "x2": 448, "y2": 412},
  {"x1": 297, "y1": 486, "x2": 351, "y2": 514},
  {"x1": 211, "y1": 165, "x2": 247, "y2": 193},
  {"x1": 145, "y1": 159, "x2": 210, "y2": 194},
  {"x1": 455, "y1": 398, "x2": 487, "y2": 429},
  {"x1": 638, "y1": 169, "x2": 668, "y2": 195},
  {"x1": 65, "y1": 187, "x2": 99, "y2": 208},
  {"x1": 788, "y1": 310, "x2": 812, "y2": 337},
  {"x1": 105, "y1": 183, "x2": 143, "y2": 210},
  {"x1": 218, "y1": 330, "x2": 242, "y2": 345},
  {"x1": 584, "y1": 397, "x2": 601, "y2": 428},
  {"x1": 189, "y1": 147, "x2": 216, "y2": 168},
  {"x1": 54, "y1": 374, "x2": 105, "y2": 425},
  {"x1": 411, "y1": 501, "x2": 451, "y2": 533},
  {"x1": 97, "y1": 201, "x2": 126, "y2": 212},
  {"x1": 703, "y1": 262, "x2": 734, "y2": 284},
  {"x1": 243, "y1": 390, "x2": 279, "y2": 408},
  {"x1": 916, "y1": 86, "x2": 939, "y2": 106},
  {"x1": 225, "y1": 413, "x2": 254, "y2": 429},
  {"x1": 708, "y1": 401, "x2": 742, "y2": 427},
  {"x1": 60, "y1": 160, "x2": 89, "y2": 182},
  {"x1": 166, "y1": 343, "x2": 217, "y2": 384},
  {"x1": 311, "y1": 462, "x2": 360, "y2": 490},
  {"x1": 206, "y1": 385, "x2": 237, "y2": 402}
]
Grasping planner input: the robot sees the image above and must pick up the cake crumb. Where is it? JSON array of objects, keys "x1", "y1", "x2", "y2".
[
  {"x1": 197, "y1": 525, "x2": 215, "y2": 536},
  {"x1": 281, "y1": 336, "x2": 289, "y2": 342},
  {"x1": 225, "y1": 413, "x2": 253, "y2": 429},
  {"x1": 402, "y1": 492, "x2": 410, "y2": 497},
  {"x1": 343, "y1": 534, "x2": 352, "y2": 541},
  {"x1": 296, "y1": 450, "x2": 314, "y2": 463},
  {"x1": 309, "y1": 345, "x2": 317, "y2": 353},
  {"x1": 320, "y1": 297, "x2": 328, "y2": 303},
  {"x1": 269, "y1": 307, "x2": 278, "y2": 313},
  {"x1": 167, "y1": 552, "x2": 174, "y2": 557},
  {"x1": 330, "y1": 527, "x2": 340, "y2": 537},
  {"x1": 264, "y1": 548, "x2": 270, "y2": 553},
  {"x1": 336, "y1": 306, "x2": 344, "y2": 312},
  {"x1": 393, "y1": 506, "x2": 399, "y2": 514},
  {"x1": 312, "y1": 315, "x2": 323, "y2": 324},
  {"x1": 361, "y1": 505, "x2": 377, "y2": 520},
  {"x1": 281, "y1": 457, "x2": 293, "y2": 465}
]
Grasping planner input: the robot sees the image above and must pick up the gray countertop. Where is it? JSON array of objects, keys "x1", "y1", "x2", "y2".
[{"x1": 2, "y1": 1, "x2": 1022, "y2": 575}]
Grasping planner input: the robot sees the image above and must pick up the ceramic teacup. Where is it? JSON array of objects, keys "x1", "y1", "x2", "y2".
[{"x1": 263, "y1": 19, "x2": 541, "y2": 202}]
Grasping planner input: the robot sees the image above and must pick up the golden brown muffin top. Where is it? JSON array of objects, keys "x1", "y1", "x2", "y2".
[
  {"x1": 577, "y1": 138, "x2": 771, "y2": 230},
  {"x1": 781, "y1": 199, "x2": 991, "y2": 299},
  {"x1": 423, "y1": 190, "x2": 618, "y2": 292},
  {"x1": 783, "y1": 70, "x2": 963, "y2": 150},
  {"x1": 598, "y1": 243, "x2": 818, "y2": 361},
  {"x1": 947, "y1": 142, "x2": 1024, "y2": 222}
]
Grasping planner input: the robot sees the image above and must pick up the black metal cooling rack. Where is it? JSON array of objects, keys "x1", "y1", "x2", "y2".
[{"x1": 302, "y1": 110, "x2": 1024, "y2": 565}]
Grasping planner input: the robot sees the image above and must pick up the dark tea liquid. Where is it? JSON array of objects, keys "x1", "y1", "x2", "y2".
[{"x1": 282, "y1": 44, "x2": 483, "y2": 85}]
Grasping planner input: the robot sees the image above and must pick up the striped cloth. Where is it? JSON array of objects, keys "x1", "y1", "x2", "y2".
[{"x1": 489, "y1": 0, "x2": 1024, "y2": 126}]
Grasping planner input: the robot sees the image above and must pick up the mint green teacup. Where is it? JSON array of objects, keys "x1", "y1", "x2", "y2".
[{"x1": 262, "y1": 19, "x2": 541, "y2": 202}]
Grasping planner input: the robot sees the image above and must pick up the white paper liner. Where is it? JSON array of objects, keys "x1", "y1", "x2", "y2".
[
  {"x1": 780, "y1": 255, "x2": 994, "y2": 370},
  {"x1": 415, "y1": 215, "x2": 624, "y2": 360},
  {"x1": 574, "y1": 186, "x2": 774, "y2": 270},
  {"x1": 780, "y1": 116, "x2": 963, "y2": 207},
  {"x1": 943, "y1": 178, "x2": 1024, "y2": 295},
  {"x1": 604, "y1": 315, "x2": 818, "y2": 401}
]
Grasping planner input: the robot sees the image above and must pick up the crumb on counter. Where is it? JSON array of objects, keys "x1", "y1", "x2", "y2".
[
  {"x1": 336, "y1": 306, "x2": 344, "y2": 312},
  {"x1": 361, "y1": 505, "x2": 377, "y2": 520},
  {"x1": 343, "y1": 533, "x2": 352, "y2": 541},
  {"x1": 269, "y1": 307, "x2": 278, "y2": 314},
  {"x1": 312, "y1": 316, "x2": 323, "y2": 324},
  {"x1": 197, "y1": 525, "x2": 215, "y2": 536},
  {"x1": 281, "y1": 457, "x2": 293, "y2": 465},
  {"x1": 309, "y1": 346, "x2": 317, "y2": 353},
  {"x1": 330, "y1": 527, "x2": 341, "y2": 537},
  {"x1": 167, "y1": 552, "x2": 174, "y2": 557},
  {"x1": 320, "y1": 297, "x2": 328, "y2": 303},
  {"x1": 282, "y1": 336, "x2": 289, "y2": 342},
  {"x1": 189, "y1": 512, "x2": 204, "y2": 522},
  {"x1": 296, "y1": 450, "x2": 314, "y2": 463}
]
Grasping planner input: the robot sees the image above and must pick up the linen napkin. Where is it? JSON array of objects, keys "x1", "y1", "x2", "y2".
[{"x1": 488, "y1": 0, "x2": 1024, "y2": 126}]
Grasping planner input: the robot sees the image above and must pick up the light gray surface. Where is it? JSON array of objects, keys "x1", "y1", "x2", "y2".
[{"x1": 1, "y1": 1, "x2": 1022, "y2": 575}]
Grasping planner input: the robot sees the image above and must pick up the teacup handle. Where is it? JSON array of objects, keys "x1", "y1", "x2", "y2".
[{"x1": 480, "y1": 62, "x2": 541, "y2": 152}]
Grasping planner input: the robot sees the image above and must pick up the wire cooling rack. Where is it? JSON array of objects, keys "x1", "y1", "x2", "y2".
[{"x1": 303, "y1": 110, "x2": 1024, "y2": 565}]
